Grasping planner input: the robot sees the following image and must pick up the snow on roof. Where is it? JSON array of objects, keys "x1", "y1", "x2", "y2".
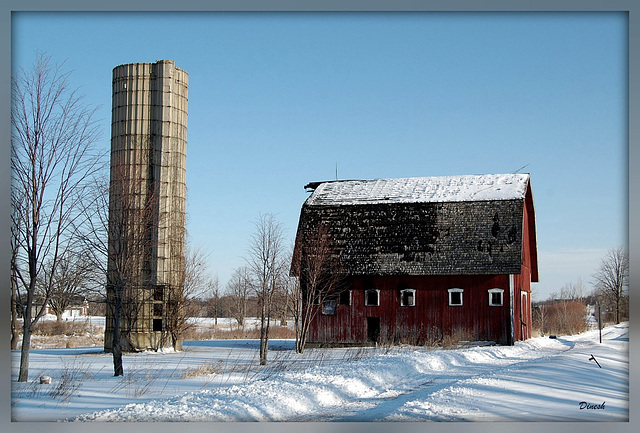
[{"x1": 305, "y1": 173, "x2": 530, "y2": 206}]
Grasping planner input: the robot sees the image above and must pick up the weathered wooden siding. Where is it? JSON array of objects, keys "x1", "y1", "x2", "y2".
[{"x1": 309, "y1": 274, "x2": 513, "y2": 345}]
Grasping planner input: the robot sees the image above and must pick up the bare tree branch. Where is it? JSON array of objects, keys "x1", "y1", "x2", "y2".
[
  {"x1": 246, "y1": 214, "x2": 286, "y2": 365},
  {"x1": 11, "y1": 52, "x2": 104, "y2": 382},
  {"x1": 227, "y1": 266, "x2": 252, "y2": 330},
  {"x1": 593, "y1": 246, "x2": 629, "y2": 324},
  {"x1": 290, "y1": 224, "x2": 342, "y2": 353}
]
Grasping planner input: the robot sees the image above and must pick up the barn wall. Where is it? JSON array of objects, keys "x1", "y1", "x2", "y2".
[
  {"x1": 513, "y1": 194, "x2": 535, "y2": 341},
  {"x1": 308, "y1": 274, "x2": 513, "y2": 346}
]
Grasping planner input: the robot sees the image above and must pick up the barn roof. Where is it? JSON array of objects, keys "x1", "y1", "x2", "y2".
[
  {"x1": 295, "y1": 173, "x2": 538, "y2": 279},
  {"x1": 304, "y1": 173, "x2": 530, "y2": 206}
]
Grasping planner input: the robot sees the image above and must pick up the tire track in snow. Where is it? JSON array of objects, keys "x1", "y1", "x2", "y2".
[{"x1": 325, "y1": 339, "x2": 575, "y2": 421}]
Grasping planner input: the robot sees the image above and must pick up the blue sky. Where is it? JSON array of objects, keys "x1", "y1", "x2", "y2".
[{"x1": 12, "y1": 12, "x2": 627, "y2": 301}]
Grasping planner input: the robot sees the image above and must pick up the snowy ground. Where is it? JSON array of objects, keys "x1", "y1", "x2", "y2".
[{"x1": 11, "y1": 322, "x2": 628, "y2": 422}]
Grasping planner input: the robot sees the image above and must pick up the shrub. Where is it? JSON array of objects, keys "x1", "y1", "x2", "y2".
[
  {"x1": 533, "y1": 300, "x2": 587, "y2": 336},
  {"x1": 32, "y1": 320, "x2": 98, "y2": 337}
]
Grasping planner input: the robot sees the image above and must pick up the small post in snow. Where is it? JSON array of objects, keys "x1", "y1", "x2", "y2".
[
  {"x1": 589, "y1": 354, "x2": 602, "y2": 368},
  {"x1": 598, "y1": 305, "x2": 602, "y2": 344}
]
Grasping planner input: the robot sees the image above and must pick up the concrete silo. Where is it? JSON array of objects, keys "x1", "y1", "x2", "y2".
[{"x1": 105, "y1": 60, "x2": 188, "y2": 352}]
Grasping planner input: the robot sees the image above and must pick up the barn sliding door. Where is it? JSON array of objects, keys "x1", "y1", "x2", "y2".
[
  {"x1": 520, "y1": 292, "x2": 530, "y2": 340},
  {"x1": 367, "y1": 317, "x2": 380, "y2": 343}
]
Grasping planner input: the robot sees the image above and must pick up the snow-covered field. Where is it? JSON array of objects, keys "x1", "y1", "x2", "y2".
[{"x1": 11, "y1": 323, "x2": 628, "y2": 422}]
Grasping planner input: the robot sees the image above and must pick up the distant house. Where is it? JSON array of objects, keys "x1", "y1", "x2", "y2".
[
  {"x1": 293, "y1": 173, "x2": 538, "y2": 346},
  {"x1": 64, "y1": 299, "x2": 90, "y2": 318}
]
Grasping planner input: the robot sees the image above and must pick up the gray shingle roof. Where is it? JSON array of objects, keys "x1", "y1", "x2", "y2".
[{"x1": 295, "y1": 174, "x2": 534, "y2": 276}]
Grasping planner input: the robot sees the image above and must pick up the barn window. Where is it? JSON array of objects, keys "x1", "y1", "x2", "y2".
[
  {"x1": 448, "y1": 288, "x2": 463, "y2": 306},
  {"x1": 400, "y1": 289, "x2": 416, "y2": 307},
  {"x1": 154, "y1": 286, "x2": 164, "y2": 301},
  {"x1": 364, "y1": 289, "x2": 380, "y2": 306},
  {"x1": 339, "y1": 290, "x2": 351, "y2": 305},
  {"x1": 153, "y1": 318, "x2": 163, "y2": 332},
  {"x1": 488, "y1": 288, "x2": 504, "y2": 306},
  {"x1": 322, "y1": 300, "x2": 337, "y2": 315}
]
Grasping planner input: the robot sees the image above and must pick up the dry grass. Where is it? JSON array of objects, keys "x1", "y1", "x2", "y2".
[
  {"x1": 377, "y1": 325, "x2": 481, "y2": 349},
  {"x1": 32, "y1": 320, "x2": 101, "y2": 337},
  {"x1": 14, "y1": 358, "x2": 99, "y2": 404},
  {"x1": 15, "y1": 321, "x2": 105, "y2": 349},
  {"x1": 49, "y1": 358, "x2": 97, "y2": 403},
  {"x1": 182, "y1": 325, "x2": 296, "y2": 341},
  {"x1": 181, "y1": 360, "x2": 224, "y2": 379},
  {"x1": 17, "y1": 319, "x2": 296, "y2": 350},
  {"x1": 108, "y1": 364, "x2": 169, "y2": 398}
]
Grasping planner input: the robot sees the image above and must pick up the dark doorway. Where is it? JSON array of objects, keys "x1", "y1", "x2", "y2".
[{"x1": 367, "y1": 317, "x2": 380, "y2": 343}]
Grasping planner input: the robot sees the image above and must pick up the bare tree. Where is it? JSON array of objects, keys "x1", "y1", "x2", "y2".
[
  {"x1": 272, "y1": 274, "x2": 291, "y2": 326},
  {"x1": 283, "y1": 263, "x2": 302, "y2": 344},
  {"x1": 533, "y1": 303, "x2": 548, "y2": 336},
  {"x1": 289, "y1": 249, "x2": 304, "y2": 352},
  {"x1": 227, "y1": 266, "x2": 251, "y2": 329},
  {"x1": 106, "y1": 158, "x2": 160, "y2": 373},
  {"x1": 43, "y1": 253, "x2": 90, "y2": 322},
  {"x1": 593, "y1": 246, "x2": 629, "y2": 324},
  {"x1": 211, "y1": 276, "x2": 222, "y2": 325},
  {"x1": 562, "y1": 278, "x2": 585, "y2": 302},
  {"x1": 164, "y1": 242, "x2": 213, "y2": 350},
  {"x1": 246, "y1": 214, "x2": 286, "y2": 365},
  {"x1": 11, "y1": 53, "x2": 102, "y2": 382},
  {"x1": 10, "y1": 190, "x2": 23, "y2": 350},
  {"x1": 78, "y1": 159, "x2": 157, "y2": 375},
  {"x1": 75, "y1": 175, "x2": 110, "y2": 294},
  {"x1": 202, "y1": 276, "x2": 222, "y2": 326},
  {"x1": 290, "y1": 224, "x2": 342, "y2": 353}
]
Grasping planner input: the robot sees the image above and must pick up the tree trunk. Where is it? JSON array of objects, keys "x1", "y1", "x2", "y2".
[
  {"x1": 259, "y1": 333, "x2": 268, "y2": 365},
  {"x1": 296, "y1": 301, "x2": 312, "y2": 354},
  {"x1": 10, "y1": 282, "x2": 19, "y2": 351},
  {"x1": 259, "y1": 305, "x2": 268, "y2": 365},
  {"x1": 294, "y1": 318, "x2": 302, "y2": 353},
  {"x1": 295, "y1": 336, "x2": 305, "y2": 354},
  {"x1": 18, "y1": 324, "x2": 31, "y2": 382},
  {"x1": 112, "y1": 341, "x2": 123, "y2": 377},
  {"x1": 295, "y1": 315, "x2": 307, "y2": 354},
  {"x1": 298, "y1": 320, "x2": 310, "y2": 354},
  {"x1": 11, "y1": 322, "x2": 19, "y2": 351},
  {"x1": 18, "y1": 285, "x2": 35, "y2": 382},
  {"x1": 171, "y1": 331, "x2": 178, "y2": 351},
  {"x1": 112, "y1": 288, "x2": 124, "y2": 376}
]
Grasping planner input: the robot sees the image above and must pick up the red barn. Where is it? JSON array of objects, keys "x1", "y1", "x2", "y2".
[{"x1": 293, "y1": 173, "x2": 538, "y2": 346}]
